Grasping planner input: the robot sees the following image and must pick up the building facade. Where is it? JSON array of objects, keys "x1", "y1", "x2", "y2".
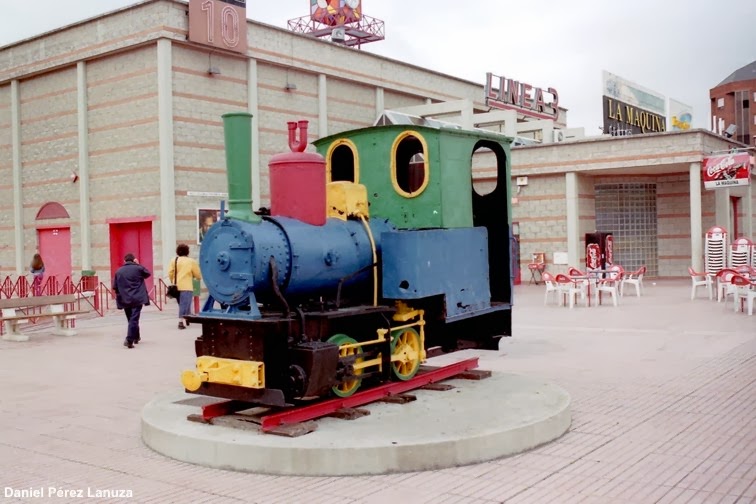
[
  {"x1": 0, "y1": 0, "x2": 753, "y2": 287},
  {"x1": 0, "y1": 0, "x2": 502, "y2": 285},
  {"x1": 709, "y1": 60, "x2": 756, "y2": 146},
  {"x1": 508, "y1": 131, "x2": 754, "y2": 278}
]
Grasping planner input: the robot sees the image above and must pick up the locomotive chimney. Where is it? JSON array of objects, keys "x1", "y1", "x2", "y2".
[
  {"x1": 222, "y1": 112, "x2": 261, "y2": 224},
  {"x1": 287, "y1": 121, "x2": 308, "y2": 152}
]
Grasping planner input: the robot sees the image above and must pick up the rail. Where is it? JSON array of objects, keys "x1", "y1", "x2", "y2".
[
  {"x1": 1, "y1": 275, "x2": 197, "y2": 331},
  {"x1": 150, "y1": 278, "x2": 172, "y2": 312},
  {"x1": 0, "y1": 274, "x2": 110, "y2": 336}
]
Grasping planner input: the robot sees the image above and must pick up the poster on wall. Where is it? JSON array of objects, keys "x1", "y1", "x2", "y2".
[
  {"x1": 702, "y1": 153, "x2": 752, "y2": 189},
  {"x1": 197, "y1": 208, "x2": 221, "y2": 244}
]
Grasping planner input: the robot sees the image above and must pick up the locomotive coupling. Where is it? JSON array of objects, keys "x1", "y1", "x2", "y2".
[{"x1": 181, "y1": 356, "x2": 265, "y2": 392}]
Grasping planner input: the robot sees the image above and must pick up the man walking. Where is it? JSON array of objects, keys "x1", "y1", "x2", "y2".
[{"x1": 113, "y1": 253, "x2": 151, "y2": 348}]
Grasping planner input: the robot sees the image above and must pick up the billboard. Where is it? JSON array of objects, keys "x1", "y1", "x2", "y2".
[
  {"x1": 603, "y1": 71, "x2": 665, "y2": 115},
  {"x1": 669, "y1": 99, "x2": 693, "y2": 131},
  {"x1": 702, "y1": 153, "x2": 752, "y2": 189},
  {"x1": 602, "y1": 71, "x2": 666, "y2": 136},
  {"x1": 311, "y1": 0, "x2": 362, "y2": 26}
]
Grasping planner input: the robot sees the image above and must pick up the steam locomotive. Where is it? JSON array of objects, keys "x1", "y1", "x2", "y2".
[{"x1": 181, "y1": 112, "x2": 514, "y2": 407}]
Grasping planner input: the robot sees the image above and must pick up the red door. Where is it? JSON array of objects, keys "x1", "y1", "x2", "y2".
[
  {"x1": 109, "y1": 221, "x2": 154, "y2": 293},
  {"x1": 37, "y1": 227, "x2": 72, "y2": 293}
]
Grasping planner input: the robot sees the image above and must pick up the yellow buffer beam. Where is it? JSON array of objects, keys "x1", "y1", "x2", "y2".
[{"x1": 181, "y1": 356, "x2": 265, "y2": 391}]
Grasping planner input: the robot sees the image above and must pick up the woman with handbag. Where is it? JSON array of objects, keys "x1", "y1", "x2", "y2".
[{"x1": 167, "y1": 244, "x2": 202, "y2": 329}]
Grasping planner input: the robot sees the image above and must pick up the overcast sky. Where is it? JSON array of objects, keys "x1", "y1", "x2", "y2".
[{"x1": 1, "y1": 0, "x2": 754, "y2": 134}]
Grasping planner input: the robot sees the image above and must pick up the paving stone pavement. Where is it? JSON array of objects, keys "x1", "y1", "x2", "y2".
[{"x1": 0, "y1": 280, "x2": 754, "y2": 504}]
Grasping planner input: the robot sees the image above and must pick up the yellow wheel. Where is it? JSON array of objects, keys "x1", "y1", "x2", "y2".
[
  {"x1": 327, "y1": 333, "x2": 363, "y2": 397},
  {"x1": 390, "y1": 327, "x2": 421, "y2": 380}
]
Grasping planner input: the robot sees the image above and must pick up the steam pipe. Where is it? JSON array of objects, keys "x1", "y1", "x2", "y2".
[
  {"x1": 222, "y1": 112, "x2": 261, "y2": 223},
  {"x1": 287, "y1": 120, "x2": 309, "y2": 152}
]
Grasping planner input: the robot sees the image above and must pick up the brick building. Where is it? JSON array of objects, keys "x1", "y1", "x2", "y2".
[
  {"x1": 0, "y1": 0, "x2": 753, "y2": 287},
  {"x1": 709, "y1": 60, "x2": 756, "y2": 146}
]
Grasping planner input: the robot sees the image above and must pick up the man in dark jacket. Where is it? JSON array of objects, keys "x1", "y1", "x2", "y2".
[{"x1": 113, "y1": 253, "x2": 151, "y2": 348}]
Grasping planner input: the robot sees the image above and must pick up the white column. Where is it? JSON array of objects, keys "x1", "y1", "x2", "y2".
[
  {"x1": 460, "y1": 98, "x2": 473, "y2": 130},
  {"x1": 689, "y1": 162, "x2": 703, "y2": 271},
  {"x1": 77, "y1": 62, "x2": 92, "y2": 272},
  {"x1": 502, "y1": 110, "x2": 517, "y2": 137},
  {"x1": 248, "y1": 58, "x2": 260, "y2": 211},
  {"x1": 11, "y1": 80, "x2": 23, "y2": 274},
  {"x1": 565, "y1": 172, "x2": 579, "y2": 268},
  {"x1": 157, "y1": 38, "x2": 176, "y2": 272},
  {"x1": 742, "y1": 183, "x2": 753, "y2": 239},
  {"x1": 375, "y1": 87, "x2": 384, "y2": 118},
  {"x1": 714, "y1": 187, "x2": 730, "y2": 235},
  {"x1": 318, "y1": 74, "x2": 327, "y2": 138}
]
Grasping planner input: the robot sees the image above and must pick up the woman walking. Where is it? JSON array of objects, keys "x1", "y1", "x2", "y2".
[
  {"x1": 167, "y1": 244, "x2": 202, "y2": 329},
  {"x1": 30, "y1": 253, "x2": 45, "y2": 296}
]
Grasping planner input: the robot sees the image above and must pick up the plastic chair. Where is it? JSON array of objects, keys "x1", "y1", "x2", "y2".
[
  {"x1": 541, "y1": 272, "x2": 559, "y2": 306},
  {"x1": 567, "y1": 266, "x2": 586, "y2": 277},
  {"x1": 566, "y1": 267, "x2": 590, "y2": 301},
  {"x1": 595, "y1": 265, "x2": 623, "y2": 307},
  {"x1": 715, "y1": 269, "x2": 739, "y2": 303},
  {"x1": 688, "y1": 266, "x2": 712, "y2": 300},
  {"x1": 731, "y1": 275, "x2": 756, "y2": 315},
  {"x1": 554, "y1": 274, "x2": 582, "y2": 308},
  {"x1": 621, "y1": 265, "x2": 646, "y2": 297}
]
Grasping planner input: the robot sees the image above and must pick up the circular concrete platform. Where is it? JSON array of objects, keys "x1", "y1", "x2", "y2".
[{"x1": 141, "y1": 372, "x2": 571, "y2": 476}]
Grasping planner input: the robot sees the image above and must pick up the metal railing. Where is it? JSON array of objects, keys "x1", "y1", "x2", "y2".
[{"x1": 1, "y1": 275, "x2": 194, "y2": 337}]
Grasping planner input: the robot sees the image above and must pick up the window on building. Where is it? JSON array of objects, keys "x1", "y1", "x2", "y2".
[
  {"x1": 744, "y1": 99, "x2": 750, "y2": 109},
  {"x1": 717, "y1": 97, "x2": 725, "y2": 108},
  {"x1": 595, "y1": 183, "x2": 658, "y2": 276}
]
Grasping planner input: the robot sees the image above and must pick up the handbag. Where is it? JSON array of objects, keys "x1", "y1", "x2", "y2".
[{"x1": 167, "y1": 257, "x2": 179, "y2": 300}]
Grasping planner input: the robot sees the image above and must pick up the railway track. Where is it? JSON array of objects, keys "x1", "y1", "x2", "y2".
[{"x1": 188, "y1": 357, "x2": 491, "y2": 436}]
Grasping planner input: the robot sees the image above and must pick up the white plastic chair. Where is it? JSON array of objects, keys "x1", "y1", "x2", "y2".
[
  {"x1": 688, "y1": 266, "x2": 712, "y2": 300},
  {"x1": 731, "y1": 275, "x2": 756, "y2": 315},
  {"x1": 554, "y1": 274, "x2": 583, "y2": 308},
  {"x1": 621, "y1": 265, "x2": 646, "y2": 297},
  {"x1": 595, "y1": 265, "x2": 623, "y2": 307},
  {"x1": 715, "y1": 269, "x2": 738, "y2": 303},
  {"x1": 541, "y1": 272, "x2": 559, "y2": 306}
]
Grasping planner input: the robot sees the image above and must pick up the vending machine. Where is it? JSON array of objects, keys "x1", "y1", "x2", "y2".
[{"x1": 585, "y1": 232, "x2": 614, "y2": 273}]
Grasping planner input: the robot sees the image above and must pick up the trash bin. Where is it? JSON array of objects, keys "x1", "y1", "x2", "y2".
[
  {"x1": 81, "y1": 270, "x2": 97, "y2": 292},
  {"x1": 192, "y1": 278, "x2": 202, "y2": 314}
]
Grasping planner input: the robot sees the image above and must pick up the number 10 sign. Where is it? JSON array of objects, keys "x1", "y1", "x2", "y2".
[{"x1": 188, "y1": 0, "x2": 247, "y2": 54}]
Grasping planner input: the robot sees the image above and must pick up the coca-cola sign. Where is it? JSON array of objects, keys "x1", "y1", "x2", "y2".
[
  {"x1": 605, "y1": 235, "x2": 614, "y2": 266},
  {"x1": 586, "y1": 243, "x2": 601, "y2": 270},
  {"x1": 702, "y1": 153, "x2": 751, "y2": 189}
]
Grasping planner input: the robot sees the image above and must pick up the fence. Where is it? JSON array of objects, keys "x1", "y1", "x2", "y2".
[{"x1": 0, "y1": 275, "x2": 173, "y2": 336}]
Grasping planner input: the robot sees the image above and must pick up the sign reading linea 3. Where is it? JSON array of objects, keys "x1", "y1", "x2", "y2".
[
  {"x1": 485, "y1": 73, "x2": 559, "y2": 120},
  {"x1": 189, "y1": 0, "x2": 247, "y2": 54},
  {"x1": 702, "y1": 153, "x2": 752, "y2": 189}
]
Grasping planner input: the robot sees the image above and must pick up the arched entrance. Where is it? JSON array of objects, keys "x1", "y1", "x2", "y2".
[{"x1": 35, "y1": 203, "x2": 73, "y2": 292}]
